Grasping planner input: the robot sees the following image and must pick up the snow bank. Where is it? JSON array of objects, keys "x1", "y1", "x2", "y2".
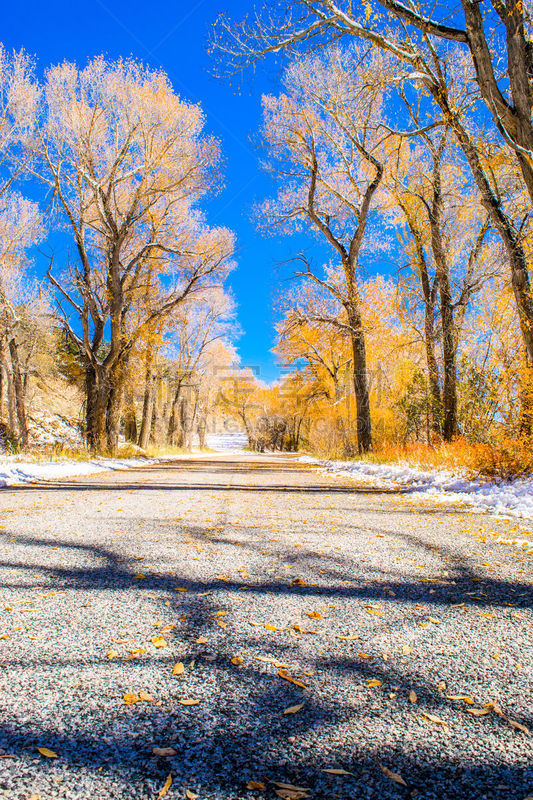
[
  {"x1": 204, "y1": 433, "x2": 248, "y2": 452},
  {"x1": 0, "y1": 456, "x2": 169, "y2": 488},
  {"x1": 0, "y1": 433, "x2": 250, "y2": 487},
  {"x1": 300, "y1": 455, "x2": 533, "y2": 521}
]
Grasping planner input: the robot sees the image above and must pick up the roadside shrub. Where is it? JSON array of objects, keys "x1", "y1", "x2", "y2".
[{"x1": 467, "y1": 438, "x2": 533, "y2": 480}]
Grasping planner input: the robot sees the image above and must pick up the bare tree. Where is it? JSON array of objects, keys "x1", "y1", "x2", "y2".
[
  {"x1": 259, "y1": 46, "x2": 389, "y2": 451},
  {"x1": 31, "y1": 57, "x2": 234, "y2": 453}
]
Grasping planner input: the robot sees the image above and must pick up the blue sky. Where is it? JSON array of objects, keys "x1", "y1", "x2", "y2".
[{"x1": 2, "y1": 0, "x2": 315, "y2": 381}]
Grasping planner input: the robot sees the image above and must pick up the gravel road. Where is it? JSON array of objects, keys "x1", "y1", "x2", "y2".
[{"x1": 0, "y1": 452, "x2": 531, "y2": 800}]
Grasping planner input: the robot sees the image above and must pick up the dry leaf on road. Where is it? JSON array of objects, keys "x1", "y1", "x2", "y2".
[
  {"x1": 36, "y1": 747, "x2": 58, "y2": 759},
  {"x1": 322, "y1": 768, "x2": 354, "y2": 776},
  {"x1": 282, "y1": 703, "x2": 305, "y2": 714},
  {"x1": 378, "y1": 762, "x2": 407, "y2": 787},
  {"x1": 246, "y1": 780, "x2": 266, "y2": 790},
  {"x1": 157, "y1": 773, "x2": 172, "y2": 799},
  {"x1": 278, "y1": 670, "x2": 308, "y2": 688}
]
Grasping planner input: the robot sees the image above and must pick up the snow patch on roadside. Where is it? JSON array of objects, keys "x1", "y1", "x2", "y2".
[
  {"x1": 300, "y1": 455, "x2": 533, "y2": 522},
  {"x1": 0, "y1": 457, "x2": 170, "y2": 488},
  {"x1": 204, "y1": 433, "x2": 248, "y2": 452}
]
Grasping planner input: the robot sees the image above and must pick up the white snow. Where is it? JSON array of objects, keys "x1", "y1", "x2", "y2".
[
  {"x1": 0, "y1": 432, "x2": 250, "y2": 488},
  {"x1": 300, "y1": 455, "x2": 533, "y2": 523},
  {"x1": 0, "y1": 456, "x2": 170, "y2": 488},
  {"x1": 204, "y1": 432, "x2": 248, "y2": 452}
]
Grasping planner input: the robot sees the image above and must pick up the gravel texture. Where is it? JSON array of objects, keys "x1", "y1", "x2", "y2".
[{"x1": 0, "y1": 452, "x2": 531, "y2": 800}]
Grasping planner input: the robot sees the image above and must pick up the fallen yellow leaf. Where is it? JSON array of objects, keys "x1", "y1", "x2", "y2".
[
  {"x1": 177, "y1": 698, "x2": 201, "y2": 706},
  {"x1": 36, "y1": 747, "x2": 58, "y2": 759},
  {"x1": 157, "y1": 772, "x2": 172, "y2": 799},
  {"x1": 282, "y1": 703, "x2": 305, "y2": 715},
  {"x1": 278, "y1": 670, "x2": 308, "y2": 689},
  {"x1": 322, "y1": 768, "x2": 354, "y2": 776},
  {"x1": 366, "y1": 678, "x2": 382, "y2": 688},
  {"x1": 378, "y1": 763, "x2": 407, "y2": 787},
  {"x1": 151, "y1": 636, "x2": 167, "y2": 648},
  {"x1": 123, "y1": 693, "x2": 141, "y2": 705},
  {"x1": 421, "y1": 712, "x2": 447, "y2": 725},
  {"x1": 172, "y1": 662, "x2": 185, "y2": 675}
]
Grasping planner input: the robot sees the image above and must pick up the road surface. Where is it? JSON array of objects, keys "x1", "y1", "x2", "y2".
[{"x1": 0, "y1": 452, "x2": 531, "y2": 800}]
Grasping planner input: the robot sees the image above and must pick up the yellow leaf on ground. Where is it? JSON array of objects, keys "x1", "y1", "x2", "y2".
[
  {"x1": 185, "y1": 790, "x2": 198, "y2": 800},
  {"x1": 409, "y1": 690, "x2": 417, "y2": 703},
  {"x1": 466, "y1": 706, "x2": 491, "y2": 716},
  {"x1": 508, "y1": 718, "x2": 530, "y2": 735},
  {"x1": 177, "y1": 698, "x2": 201, "y2": 706},
  {"x1": 421, "y1": 712, "x2": 447, "y2": 725},
  {"x1": 151, "y1": 636, "x2": 167, "y2": 648},
  {"x1": 107, "y1": 649, "x2": 118, "y2": 659},
  {"x1": 36, "y1": 747, "x2": 58, "y2": 759},
  {"x1": 196, "y1": 636, "x2": 207, "y2": 644},
  {"x1": 282, "y1": 703, "x2": 305, "y2": 715},
  {"x1": 246, "y1": 780, "x2": 266, "y2": 790},
  {"x1": 157, "y1": 773, "x2": 172, "y2": 799},
  {"x1": 306, "y1": 611, "x2": 322, "y2": 620},
  {"x1": 138, "y1": 691, "x2": 153, "y2": 701},
  {"x1": 428, "y1": 617, "x2": 441, "y2": 624},
  {"x1": 446, "y1": 695, "x2": 474, "y2": 703},
  {"x1": 358, "y1": 652, "x2": 372, "y2": 659},
  {"x1": 378, "y1": 763, "x2": 407, "y2": 787},
  {"x1": 366, "y1": 608, "x2": 383, "y2": 617},
  {"x1": 278, "y1": 670, "x2": 308, "y2": 688},
  {"x1": 366, "y1": 679, "x2": 382, "y2": 688},
  {"x1": 123, "y1": 693, "x2": 141, "y2": 705},
  {"x1": 402, "y1": 646, "x2": 413, "y2": 655},
  {"x1": 217, "y1": 621, "x2": 227, "y2": 629},
  {"x1": 133, "y1": 574, "x2": 146, "y2": 580},
  {"x1": 172, "y1": 662, "x2": 185, "y2": 675},
  {"x1": 231, "y1": 657, "x2": 243, "y2": 665},
  {"x1": 322, "y1": 768, "x2": 354, "y2": 776}
]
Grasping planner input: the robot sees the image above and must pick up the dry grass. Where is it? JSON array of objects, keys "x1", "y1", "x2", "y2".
[{"x1": 358, "y1": 437, "x2": 533, "y2": 480}]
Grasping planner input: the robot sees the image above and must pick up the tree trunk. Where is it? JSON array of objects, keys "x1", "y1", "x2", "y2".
[
  {"x1": 106, "y1": 361, "x2": 125, "y2": 454},
  {"x1": 138, "y1": 352, "x2": 154, "y2": 451},
  {"x1": 167, "y1": 376, "x2": 184, "y2": 445},
  {"x1": 123, "y1": 391, "x2": 138, "y2": 442},
  {"x1": 86, "y1": 365, "x2": 109, "y2": 453},
  {"x1": 0, "y1": 346, "x2": 16, "y2": 435},
  {"x1": 436, "y1": 103, "x2": 533, "y2": 363},
  {"x1": 9, "y1": 337, "x2": 28, "y2": 448},
  {"x1": 439, "y1": 272, "x2": 457, "y2": 441},
  {"x1": 197, "y1": 414, "x2": 207, "y2": 449},
  {"x1": 346, "y1": 301, "x2": 372, "y2": 453}
]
